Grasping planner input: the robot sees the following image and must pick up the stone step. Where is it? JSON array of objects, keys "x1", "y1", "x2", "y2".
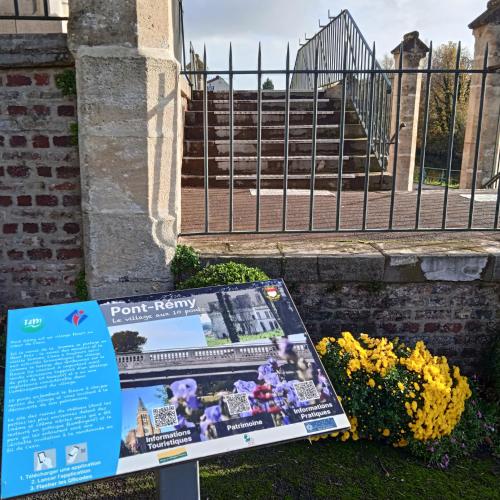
[
  {"x1": 183, "y1": 124, "x2": 366, "y2": 141},
  {"x1": 184, "y1": 138, "x2": 369, "y2": 157},
  {"x1": 182, "y1": 156, "x2": 382, "y2": 177},
  {"x1": 191, "y1": 90, "x2": 326, "y2": 100},
  {"x1": 188, "y1": 99, "x2": 352, "y2": 112},
  {"x1": 185, "y1": 110, "x2": 360, "y2": 126},
  {"x1": 181, "y1": 171, "x2": 392, "y2": 191}
]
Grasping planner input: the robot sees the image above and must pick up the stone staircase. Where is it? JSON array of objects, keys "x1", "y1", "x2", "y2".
[{"x1": 182, "y1": 87, "x2": 392, "y2": 190}]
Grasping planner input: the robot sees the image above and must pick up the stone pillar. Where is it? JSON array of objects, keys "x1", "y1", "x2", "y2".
[
  {"x1": 68, "y1": 0, "x2": 183, "y2": 298},
  {"x1": 387, "y1": 32, "x2": 429, "y2": 191},
  {"x1": 460, "y1": 1, "x2": 500, "y2": 189}
]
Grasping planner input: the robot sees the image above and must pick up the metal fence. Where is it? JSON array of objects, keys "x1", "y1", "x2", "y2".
[
  {"x1": 292, "y1": 10, "x2": 392, "y2": 172},
  {"x1": 180, "y1": 9, "x2": 499, "y2": 235},
  {"x1": 0, "y1": 0, "x2": 68, "y2": 20}
]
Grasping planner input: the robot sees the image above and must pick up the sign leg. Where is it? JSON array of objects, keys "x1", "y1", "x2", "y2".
[{"x1": 156, "y1": 461, "x2": 200, "y2": 500}]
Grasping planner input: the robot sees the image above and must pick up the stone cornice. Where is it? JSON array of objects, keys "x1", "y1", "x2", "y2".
[{"x1": 469, "y1": 1, "x2": 500, "y2": 29}]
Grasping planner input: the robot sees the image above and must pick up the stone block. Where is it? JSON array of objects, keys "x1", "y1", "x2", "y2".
[
  {"x1": 282, "y1": 256, "x2": 319, "y2": 282},
  {"x1": 319, "y1": 253, "x2": 384, "y2": 282}
]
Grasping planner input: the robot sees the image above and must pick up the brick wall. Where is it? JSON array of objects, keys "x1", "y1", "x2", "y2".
[
  {"x1": 0, "y1": 35, "x2": 82, "y2": 312},
  {"x1": 290, "y1": 281, "x2": 498, "y2": 373}
]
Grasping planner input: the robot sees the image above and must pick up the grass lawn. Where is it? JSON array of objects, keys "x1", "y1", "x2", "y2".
[
  {"x1": 26, "y1": 438, "x2": 499, "y2": 500},
  {"x1": 206, "y1": 330, "x2": 283, "y2": 347}
]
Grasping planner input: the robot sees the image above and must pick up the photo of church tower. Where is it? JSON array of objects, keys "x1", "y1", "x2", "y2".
[{"x1": 124, "y1": 397, "x2": 160, "y2": 454}]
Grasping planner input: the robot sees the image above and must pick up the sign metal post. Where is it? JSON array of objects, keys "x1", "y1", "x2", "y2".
[{"x1": 156, "y1": 461, "x2": 200, "y2": 500}]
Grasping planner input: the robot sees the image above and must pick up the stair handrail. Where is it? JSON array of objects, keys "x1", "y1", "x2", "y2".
[{"x1": 292, "y1": 9, "x2": 392, "y2": 169}]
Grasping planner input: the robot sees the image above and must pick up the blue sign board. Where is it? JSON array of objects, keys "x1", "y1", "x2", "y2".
[{"x1": 1, "y1": 280, "x2": 349, "y2": 498}]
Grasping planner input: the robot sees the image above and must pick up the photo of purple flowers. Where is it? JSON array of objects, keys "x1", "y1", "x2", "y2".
[{"x1": 120, "y1": 337, "x2": 341, "y2": 456}]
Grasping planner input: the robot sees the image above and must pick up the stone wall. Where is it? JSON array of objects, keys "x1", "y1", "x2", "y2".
[
  {"x1": 190, "y1": 237, "x2": 500, "y2": 373},
  {"x1": 0, "y1": 34, "x2": 82, "y2": 312}
]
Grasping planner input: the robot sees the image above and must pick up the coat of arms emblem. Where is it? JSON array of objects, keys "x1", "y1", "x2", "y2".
[{"x1": 263, "y1": 286, "x2": 281, "y2": 301}]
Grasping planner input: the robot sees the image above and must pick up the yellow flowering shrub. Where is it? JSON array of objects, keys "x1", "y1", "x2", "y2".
[{"x1": 314, "y1": 332, "x2": 471, "y2": 447}]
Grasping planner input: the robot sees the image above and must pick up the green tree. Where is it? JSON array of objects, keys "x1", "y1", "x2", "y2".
[
  {"x1": 262, "y1": 78, "x2": 274, "y2": 90},
  {"x1": 418, "y1": 42, "x2": 472, "y2": 177},
  {"x1": 111, "y1": 331, "x2": 147, "y2": 353}
]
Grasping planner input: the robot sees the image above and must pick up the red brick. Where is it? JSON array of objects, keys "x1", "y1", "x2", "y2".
[
  {"x1": 27, "y1": 248, "x2": 52, "y2": 260},
  {"x1": 7, "y1": 165, "x2": 30, "y2": 177},
  {"x1": 63, "y1": 222, "x2": 80, "y2": 234},
  {"x1": 8, "y1": 105, "x2": 27, "y2": 115},
  {"x1": 63, "y1": 195, "x2": 80, "y2": 206},
  {"x1": 424, "y1": 322, "x2": 440, "y2": 333},
  {"x1": 17, "y1": 195, "x2": 32, "y2": 206},
  {"x1": 32, "y1": 135, "x2": 50, "y2": 148},
  {"x1": 57, "y1": 248, "x2": 83, "y2": 260},
  {"x1": 34, "y1": 73, "x2": 49, "y2": 86},
  {"x1": 7, "y1": 74, "x2": 32, "y2": 86},
  {"x1": 56, "y1": 166, "x2": 79, "y2": 178},
  {"x1": 57, "y1": 105, "x2": 75, "y2": 117},
  {"x1": 3, "y1": 223, "x2": 18, "y2": 234},
  {"x1": 443, "y1": 323, "x2": 463, "y2": 334},
  {"x1": 36, "y1": 195, "x2": 58, "y2": 206},
  {"x1": 53, "y1": 182, "x2": 76, "y2": 191},
  {"x1": 37, "y1": 166, "x2": 52, "y2": 177},
  {"x1": 33, "y1": 105, "x2": 50, "y2": 116},
  {"x1": 381, "y1": 323, "x2": 397, "y2": 334},
  {"x1": 23, "y1": 223, "x2": 38, "y2": 233},
  {"x1": 41, "y1": 222, "x2": 57, "y2": 233},
  {"x1": 9, "y1": 135, "x2": 27, "y2": 147},
  {"x1": 402, "y1": 322, "x2": 420, "y2": 333},
  {"x1": 53, "y1": 136, "x2": 73, "y2": 147},
  {"x1": 0, "y1": 196, "x2": 13, "y2": 206},
  {"x1": 7, "y1": 249, "x2": 23, "y2": 260}
]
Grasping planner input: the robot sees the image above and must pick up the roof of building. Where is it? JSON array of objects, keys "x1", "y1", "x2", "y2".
[{"x1": 207, "y1": 75, "x2": 228, "y2": 83}]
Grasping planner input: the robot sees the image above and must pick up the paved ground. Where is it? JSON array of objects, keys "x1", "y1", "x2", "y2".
[{"x1": 181, "y1": 187, "x2": 500, "y2": 237}]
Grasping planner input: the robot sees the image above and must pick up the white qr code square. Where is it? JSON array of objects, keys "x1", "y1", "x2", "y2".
[
  {"x1": 225, "y1": 393, "x2": 251, "y2": 415},
  {"x1": 294, "y1": 380, "x2": 320, "y2": 402},
  {"x1": 153, "y1": 405, "x2": 178, "y2": 427}
]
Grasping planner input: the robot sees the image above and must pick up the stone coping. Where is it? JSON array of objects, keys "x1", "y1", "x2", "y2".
[
  {"x1": 0, "y1": 34, "x2": 73, "y2": 68},
  {"x1": 182, "y1": 237, "x2": 500, "y2": 283}
]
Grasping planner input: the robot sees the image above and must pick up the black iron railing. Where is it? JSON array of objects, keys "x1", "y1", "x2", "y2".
[
  {"x1": 292, "y1": 10, "x2": 392, "y2": 176},
  {"x1": 180, "y1": 19, "x2": 498, "y2": 234},
  {"x1": 0, "y1": 0, "x2": 68, "y2": 20}
]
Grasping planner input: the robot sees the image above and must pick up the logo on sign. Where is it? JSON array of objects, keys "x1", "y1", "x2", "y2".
[
  {"x1": 157, "y1": 447, "x2": 188, "y2": 464},
  {"x1": 65, "y1": 309, "x2": 88, "y2": 327},
  {"x1": 243, "y1": 433, "x2": 255, "y2": 446},
  {"x1": 304, "y1": 417, "x2": 337, "y2": 434},
  {"x1": 263, "y1": 285, "x2": 281, "y2": 301},
  {"x1": 22, "y1": 318, "x2": 43, "y2": 333}
]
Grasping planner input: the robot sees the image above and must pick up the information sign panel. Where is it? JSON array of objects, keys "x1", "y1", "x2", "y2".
[{"x1": 1, "y1": 280, "x2": 349, "y2": 498}]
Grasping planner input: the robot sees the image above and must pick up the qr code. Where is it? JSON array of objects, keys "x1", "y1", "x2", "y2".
[
  {"x1": 153, "y1": 405, "x2": 178, "y2": 427},
  {"x1": 294, "y1": 381, "x2": 320, "y2": 402},
  {"x1": 225, "y1": 393, "x2": 251, "y2": 415}
]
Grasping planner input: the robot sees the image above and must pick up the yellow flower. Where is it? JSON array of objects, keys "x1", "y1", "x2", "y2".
[
  {"x1": 367, "y1": 378, "x2": 375, "y2": 388},
  {"x1": 382, "y1": 428, "x2": 390, "y2": 437},
  {"x1": 397, "y1": 382, "x2": 405, "y2": 391}
]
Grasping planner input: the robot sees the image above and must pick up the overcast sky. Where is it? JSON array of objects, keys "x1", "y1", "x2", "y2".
[{"x1": 183, "y1": 0, "x2": 483, "y2": 88}]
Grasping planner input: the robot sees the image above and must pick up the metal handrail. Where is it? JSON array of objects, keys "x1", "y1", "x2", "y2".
[{"x1": 291, "y1": 9, "x2": 392, "y2": 170}]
